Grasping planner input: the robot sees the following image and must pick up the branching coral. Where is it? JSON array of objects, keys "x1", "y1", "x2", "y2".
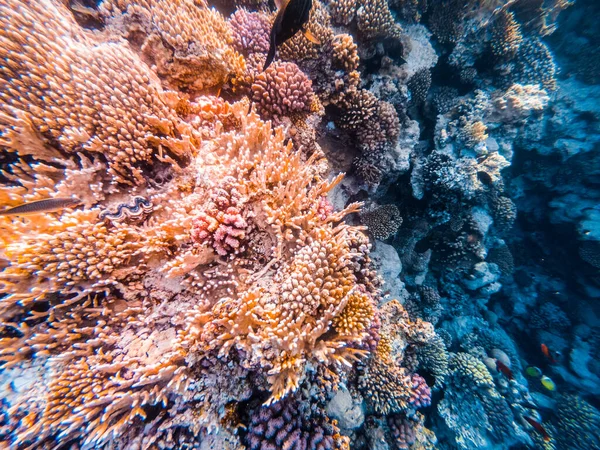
[
  {"x1": 251, "y1": 61, "x2": 315, "y2": 120},
  {"x1": 245, "y1": 394, "x2": 350, "y2": 450},
  {"x1": 0, "y1": 0, "x2": 192, "y2": 185},
  {"x1": 99, "y1": 0, "x2": 247, "y2": 91},
  {"x1": 358, "y1": 300, "x2": 434, "y2": 415},
  {"x1": 228, "y1": 9, "x2": 271, "y2": 57}
]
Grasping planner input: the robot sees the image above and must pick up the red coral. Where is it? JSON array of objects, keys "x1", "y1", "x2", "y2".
[{"x1": 191, "y1": 186, "x2": 248, "y2": 256}]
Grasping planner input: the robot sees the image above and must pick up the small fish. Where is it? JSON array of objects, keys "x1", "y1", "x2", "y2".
[
  {"x1": 541, "y1": 343, "x2": 558, "y2": 364},
  {"x1": 540, "y1": 375, "x2": 556, "y2": 392},
  {"x1": 496, "y1": 359, "x2": 514, "y2": 380},
  {"x1": 525, "y1": 366, "x2": 543, "y2": 378},
  {"x1": 523, "y1": 416, "x2": 551, "y2": 442},
  {"x1": 263, "y1": 0, "x2": 321, "y2": 71},
  {"x1": 477, "y1": 171, "x2": 493, "y2": 186},
  {"x1": 0, "y1": 197, "x2": 81, "y2": 216}
]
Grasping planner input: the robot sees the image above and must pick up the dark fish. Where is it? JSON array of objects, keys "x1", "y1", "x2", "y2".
[
  {"x1": 496, "y1": 360, "x2": 514, "y2": 380},
  {"x1": 477, "y1": 170, "x2": 493, "y2": 186},
  {"x1": 263, "y1": 0, "x2": 320, "y2": 71},
  {"x1": 523, "y1": 416, "x2": 551, "y2": 442},
  {"x1": 0, "y1": 197, "x2": 81, "y2": 216}
]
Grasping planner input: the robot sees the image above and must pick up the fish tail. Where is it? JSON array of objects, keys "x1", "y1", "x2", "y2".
[{"x1": 263, "y1": 44, "x2": 276, "y2": 72}]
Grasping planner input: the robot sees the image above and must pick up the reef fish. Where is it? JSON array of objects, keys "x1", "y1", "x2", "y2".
[
  {"x1": 525, "y1": 366, "x2": 543, "y2": 378},
  {"x1": 523, "y1": 416, "x2": 551, "y2": 442},
  {"x1": 540, "y1": 375, "x2": 556, "y2": 392},
  {"x1": 541, "y1": 343, "x2": 558, "y2": 364},
  {"x1": 496, "y1": 359, "x2": 514, "y2": 380},
  {"x1": 263, "y1": 0, "x2": 320, "y2": 71},
  {"x1": 0, "y1": 197, "x2": 81, "y2": 216}
]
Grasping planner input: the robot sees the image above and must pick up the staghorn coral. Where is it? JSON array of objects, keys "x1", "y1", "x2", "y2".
[
  {"x1": 251, "y1": 61, "x2": 315, "y2": 121},
  {"x1": 99, "y1": 0, "x2": 247, "y2": 91},
  {"x1": 359, "y1": 204, "x2": 403, "y2": 241}
]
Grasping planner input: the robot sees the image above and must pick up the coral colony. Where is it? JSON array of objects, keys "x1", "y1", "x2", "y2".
[{"x1": 0, "y1": 0, "x2": 599, "y2": 449}]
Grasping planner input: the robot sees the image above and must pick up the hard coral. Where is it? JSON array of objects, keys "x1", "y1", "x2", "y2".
[
  {"x1": 0, "y1": 0, "x2": 190, "y2": 185},
  {"x1": 229, "y1": 9, "x2": 271, "y2": 57},
  {"x1": 356, "y1": 0, "x2": 403, "y2": 40},
  {"x1": 251, "y1": 61, "x2": 314, "y2": 120},
  {"x1": 190, "y1": 182, "x2": 248, "y2": 256},
  {"x1": 359, "y1": 204, "x2": 403, "y2": 241},
  {"x1": 245, "y1": 394, "x2": 350, "y2": 450},
  {"x1": 99, "y1": 0, "x2": 247, "y2": 91}
]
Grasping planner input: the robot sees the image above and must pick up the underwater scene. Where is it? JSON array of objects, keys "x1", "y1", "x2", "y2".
[{"x1": 0, "y1": 0, "x2": 599, "y2": 448}]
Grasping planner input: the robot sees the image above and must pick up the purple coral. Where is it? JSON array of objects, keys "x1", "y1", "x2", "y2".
[
  {"x1": 408, "y1": 374, "x2": 431, "y2": 408},
  {"x1": 244, "y1": 396, "x2": 349, "y2": 450},
  {"x1": 251, "y1": 61, "x2": 314, "y2": 120},
  {"x1": 229, "y1": 9, "x2": 271, "y2": 56}
]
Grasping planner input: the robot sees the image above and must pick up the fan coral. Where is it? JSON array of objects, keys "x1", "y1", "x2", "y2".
[
  {"x1": 251, "y1": 61, "x2": 315, "y2": 120},
  {"x1": 359, "y1": 204, "x2": 403, "y2": 240},
  {"x1": 0, "y1": 0, "x2": 191, "y2": 185},
  {"x1": 245, "y1": 394, "x2": 350, "y2": 450},
  {"x1": 99, "y1": 0, "x2": 246, "y2": 91}
]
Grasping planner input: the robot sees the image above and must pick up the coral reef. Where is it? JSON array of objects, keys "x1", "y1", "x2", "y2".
[{"x1": 2, "y1": 0, "x2": 597, "y2": 448}]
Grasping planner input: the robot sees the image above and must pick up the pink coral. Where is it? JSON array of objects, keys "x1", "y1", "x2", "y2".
[
  {"x1": 229, "y1": 9, "x2": 271, "y2": 56},
  {"x1": 408, "y1": 373, "x2": 432, "y2": 408},
  {"x1": 251, "y1": 61, "x2": 314, "y2": 120},
  {"x1": 191, "y1": 185, "x2": 248, "y2": 256}
]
